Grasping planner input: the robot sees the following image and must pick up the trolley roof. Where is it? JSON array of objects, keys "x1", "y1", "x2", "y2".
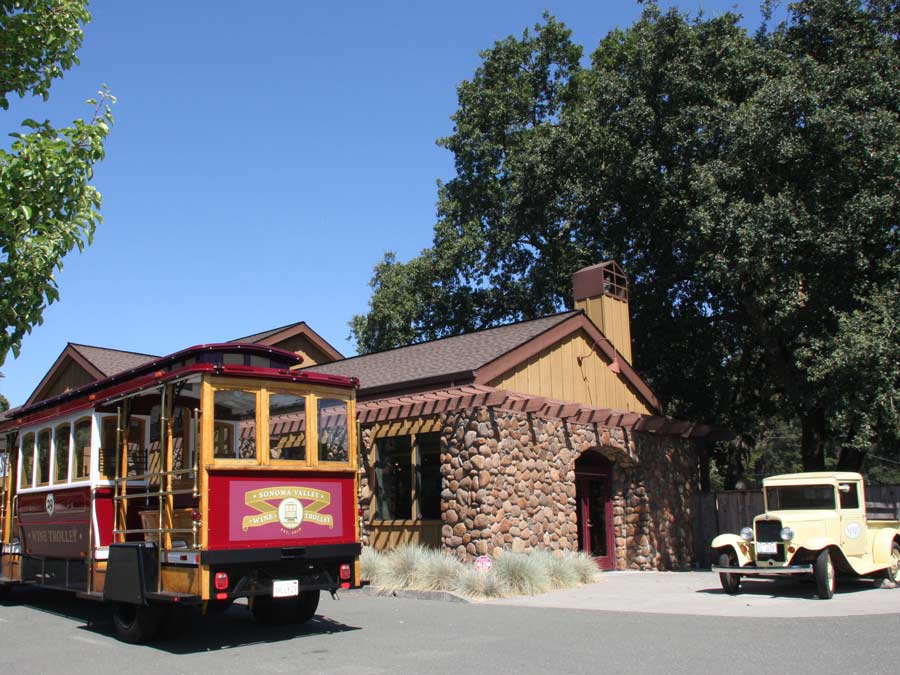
[{"x1": 0, "y1": 343, "x2": 358, "y2": 432}]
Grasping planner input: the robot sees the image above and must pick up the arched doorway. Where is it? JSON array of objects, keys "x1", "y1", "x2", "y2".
[{"x1": 575, "y1": 450, "x2": 615, "y2": 570}]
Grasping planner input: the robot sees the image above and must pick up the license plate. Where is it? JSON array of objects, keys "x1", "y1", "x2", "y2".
[
  {"x1": 272, "y1": 579, "x2": 299, "y2": 598},
  {"x1": 757, "y1": 542, "x2": 777, "y2": 554}
]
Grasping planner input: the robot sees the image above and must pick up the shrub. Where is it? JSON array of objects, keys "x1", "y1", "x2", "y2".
[
  {"x1": 453, "y1": 568, "x2": 507, "y2": 598},
  {"x1": 379, "y1": 543, "x2": 425, "y2": 590},
  {"x1": 491, "y1": 551, "x2": 550, "y2": 596},
  {"x1": 528, "y1": 549, "x2": 580, "y2": 589},
  {"x1": 359, "y1": 546, "x2": 388, "y2": 585},
  {"x1": 567, "y1": 551, "x2": 602, "y2": 585},
  {"x1": 411, "y1": 548, "x2": 466, "y2": 591}
]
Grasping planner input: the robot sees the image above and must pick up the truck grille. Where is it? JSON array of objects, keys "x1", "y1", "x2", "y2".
[{"x1": 755, "y1": 519, "x2": 785, "y2": 562}]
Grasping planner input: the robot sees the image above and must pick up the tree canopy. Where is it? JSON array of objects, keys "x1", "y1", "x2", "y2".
[
  {"x1": 351, "y1": 0, "x2": 900, "y2": 480},
  {"x1": 0, "y1": 0, "x2": 113, "y2": 365}
]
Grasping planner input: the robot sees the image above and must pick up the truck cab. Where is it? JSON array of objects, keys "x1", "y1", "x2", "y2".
[{"x1": 711, "y1": 472, "x2": 900, "y2": 599}]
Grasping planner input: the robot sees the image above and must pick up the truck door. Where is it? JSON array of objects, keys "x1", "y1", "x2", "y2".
[{"x1": 838, "y1": 481, "x2": 866, "y2": 557}]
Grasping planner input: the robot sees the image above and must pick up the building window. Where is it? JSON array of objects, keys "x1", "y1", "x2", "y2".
[
  {"x1": 417, "y1": 433, "x2": 442, "y2": 520},
  {"x1": 374, "y1": 431, "x2": 442, "y2": 521},
  {"x1": 55, "y1": 424, "x2": 71, "y2": 483},
  {"x1": 376, "y1": 436, "x2": 412, "y2": 520}
]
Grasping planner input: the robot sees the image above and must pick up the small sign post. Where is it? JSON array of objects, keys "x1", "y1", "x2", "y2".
[{"x1": 474, "y1": 555, "x2": 492, "y2": 572}]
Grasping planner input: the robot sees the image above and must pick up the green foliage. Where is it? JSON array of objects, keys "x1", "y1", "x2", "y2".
[
  {"x1": 0, "y1": 1, "x2": 90, "y2": 110},
  {"x1": 0, "y1": 1, "x2": 113, "y2": 364},
  {"x1": 351, "y1": 1, "x2": 900, "y2": 475}
]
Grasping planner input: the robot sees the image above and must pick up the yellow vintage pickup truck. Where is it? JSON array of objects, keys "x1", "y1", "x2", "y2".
[{"x1": 711, "y1": 472, "x2": 900, "y2": 599}]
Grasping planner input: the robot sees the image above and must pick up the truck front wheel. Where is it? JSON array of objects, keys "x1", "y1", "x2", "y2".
[
  {"x1": 717, "y1": 551, "x2": 741, "y2": 595},
  {"x1": 884, "y1": 541, "x2": 900, "y2": 584},
  {"x1": 814, "y1": 549, "x2": 835, "y2": 600}
]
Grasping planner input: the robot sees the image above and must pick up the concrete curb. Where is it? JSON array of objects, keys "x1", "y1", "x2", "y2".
[{"x1": 352, "y1": 585, "x2": 471, "y2": 603}]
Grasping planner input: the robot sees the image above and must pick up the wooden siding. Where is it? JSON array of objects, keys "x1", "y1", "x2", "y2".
[
  {"x1": 39, "y1": 359, "x2": 96, "y2": 401},
  {"x1": 369, "y1": 520, "x2": 443, "y2": 550},
  {"x1": 271, "y1": 335, "x2": 333, "y2": 366},
  {"x1": 488, "y1": 329, "x2": 651, "y2": 414},
  {"x1": 576, "y1": 294, "x2": 633, "y2": 363}
]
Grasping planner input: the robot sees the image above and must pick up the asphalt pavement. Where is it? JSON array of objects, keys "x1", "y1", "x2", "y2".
[
  {"x1": 1, "y1": 572, "x2": 899, "y2": 675},
  {"x1": 483, "y1": 569, "x2": 900, "y2": 617}
]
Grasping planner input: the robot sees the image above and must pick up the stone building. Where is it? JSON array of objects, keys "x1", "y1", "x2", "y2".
[{"x1": 309, "y1": 262, "x2": 725, "y2": 570}]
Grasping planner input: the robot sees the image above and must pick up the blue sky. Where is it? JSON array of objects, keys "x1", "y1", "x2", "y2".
[{"x1": 2, "y1": 0, "x2": 778, "y2": 406}]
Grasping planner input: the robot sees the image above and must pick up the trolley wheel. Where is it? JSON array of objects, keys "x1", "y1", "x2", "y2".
[
  {"x1": 252, "y1": 590, "x2": 320, "y2": 625},
  {"x1": 717, "y1": 551, "x2": 741, "y2": 595},
  {"x1": 814, "y1": 549, "x2": 836, "y2": 600},
  {"x1": 111, "y1": 601, "x2": 164, "y2": 644}
]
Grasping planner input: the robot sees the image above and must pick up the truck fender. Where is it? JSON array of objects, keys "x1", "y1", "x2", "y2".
[
  {"x1": 872, "y1": 528, "x2": 900, "y2": 566},
  {"x1": 710, "y1": 534, "x2": 753, "y2": 567},
  {"x1": 799, "y1": 537, "x2": 840, "y2": 555}
]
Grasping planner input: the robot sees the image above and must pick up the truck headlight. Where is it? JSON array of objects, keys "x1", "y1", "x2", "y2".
[
  {"x1": 740, "y1": 527, "x2": 754, "y2": 542},
  {"x1": 780, "y1": 527, "x2": 794, "y2": 542}
]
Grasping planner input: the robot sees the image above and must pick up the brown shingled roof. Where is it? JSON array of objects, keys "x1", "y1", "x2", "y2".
[
  {"x1": 68, "y1": 343, "x2": 159, "y2": 377},
  {"x1": 306, "y1": 312, "x2": 578, "y2": 396}
]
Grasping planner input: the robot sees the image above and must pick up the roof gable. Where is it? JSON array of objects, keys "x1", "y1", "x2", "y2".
[
  {"x1": 26, "y1": 343, "x2": 159, "y2": 406},
  {"x1": 231, "y1": 321, "x2": 343, "y2": 364},
  {"x1": 475, "y1": 313, "x2": 659, "y2": 412}
]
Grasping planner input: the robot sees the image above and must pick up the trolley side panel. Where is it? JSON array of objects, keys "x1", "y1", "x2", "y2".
[{"x1": 18, "y1": 486, "x2": 91, "y2": 558}]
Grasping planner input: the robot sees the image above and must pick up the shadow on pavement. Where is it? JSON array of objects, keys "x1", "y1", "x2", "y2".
[
  {"x1": 0, "y1": 586, "x2": 361, "y2": 653},
  {"x1": 696, "y1": 575, "x2": 882, "y2": 598}
]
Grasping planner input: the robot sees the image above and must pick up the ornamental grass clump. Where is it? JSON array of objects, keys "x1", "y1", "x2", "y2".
[
  {"x1": 359, "y1": 546, "x2": 388, "y2": 585},
  {"x1": 528, "y1": 549, "x2": 580, "y2": 589},
  {"x1": 453, "y1": 567, "x2": 507, "y2": 598},
  {"x1": 411, "y1": 548, "x2": 466, "y2": 591},
  {"x1": 379, "y1": 543, "x2": 426, "y2": 590},
  {"x1": 491, "y1": 551, "x2": 550, "y2": 596},
  {"x1": 568, "y1": 551, "x2": 602, "y2": 585}
]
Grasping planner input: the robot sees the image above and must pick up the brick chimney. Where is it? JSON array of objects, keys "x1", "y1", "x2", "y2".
[{"x1": 572, "y1": 261, "x2": 632, "y2": 364}]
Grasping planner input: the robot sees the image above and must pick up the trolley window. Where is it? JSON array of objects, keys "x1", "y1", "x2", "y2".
[
  {"x1": 268, "y1": 391, "x2": 307, "y2": 461},
  {"x1": 212, "y1": 389, "x2": 258, "y2": 461},
  {"x1": 317, "y1": 398, "x2": 350, "y2": 463},
  {"x1": 55, "y1": 424, "x2": 71, "y2": 483},
  {"x1": 20, "y1": 433, "x2": 35, "y2": 488},
  {"x1": 36, "y1": 429, "x2": 51, "y2": 486},
  {"x1": 73, "y1": 418, "x2": 92, "y2": 480}
]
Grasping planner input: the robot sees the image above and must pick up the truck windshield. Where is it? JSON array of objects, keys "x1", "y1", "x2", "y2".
[{"x1": 765, "y1": 485, "x2": 835, "y2": 510}]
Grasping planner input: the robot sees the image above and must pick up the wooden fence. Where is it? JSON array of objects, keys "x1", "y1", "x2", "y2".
[{"x1": 692, "y1": 484, "x2": 900, "y2": 568}]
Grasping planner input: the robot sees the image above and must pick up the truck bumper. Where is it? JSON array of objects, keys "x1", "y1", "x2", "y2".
[{"x1": 711, "y1": 564, "x2": 813, "y2": 575}]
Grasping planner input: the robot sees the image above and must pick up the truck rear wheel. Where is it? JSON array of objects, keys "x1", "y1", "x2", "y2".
[
  {"x1": 112, "y1": 602, "x2": 164, "y2": 643},
  {"x1": 717, "y1": 552, "x2": 741, "y2": 595},
  {"x1": 252, "y1": 590, "x2": 320, "y2": 625},
  {"x1": 814, "y1": 549, "x2": 835, "y2": 599}
]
